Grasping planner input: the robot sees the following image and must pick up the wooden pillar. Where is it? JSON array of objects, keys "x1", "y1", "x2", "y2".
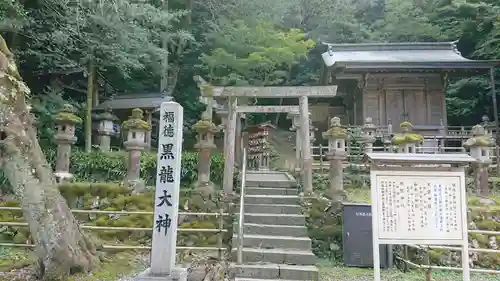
[
  {"x1": 441, "y1": 73, "x2": 449, "y2": 132},
  {"x1": 223, "y1": 97, "x2": 237, "y2": 195},
  {"x1": 299, "y1": 96, "x2": 313, "y2": 193}
]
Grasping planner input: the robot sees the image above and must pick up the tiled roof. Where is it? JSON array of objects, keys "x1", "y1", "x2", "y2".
[
  {"x1": 94, "y1": 92, "x2": 172, "y2": 111},
  {"x1": 321, "y1": 42, "x2": 499, "y2": 70}
]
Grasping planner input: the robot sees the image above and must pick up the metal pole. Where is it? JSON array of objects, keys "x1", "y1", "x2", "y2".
[{"x1": 237, "y1": 148, "x2": 247, "y2": 264}]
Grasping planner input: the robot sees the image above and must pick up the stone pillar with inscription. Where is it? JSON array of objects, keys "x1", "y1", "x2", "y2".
[
  {"x1": 391, "y1": 122, "x2": 423, "y2": 153},
  {"x1": 192, "y1": 111, "x2": 218, "y2": 192},
  {"x1": 362, "y1": 117, "x2": 377, "y2": 153},
  {"x1": 96, "y1": 106, "x2": 117, "y2": 152},
  {"x1": 464, "y1": 124, "x2": 493, "y2": 195},
  {"x1": 287, "y1": 112, "x2": 301, "y2": 170},
  {"x1": 322, "y1": 117, "x2": 347, "y2": 199},
  {"x1": 54, "y1": 104, "x2": 82, "y2": 183},
  {"x1": 134, "y1": 102, "x2": 187, "y2": 281},
  {"x1": 122, "y1": 108, "x2": 151, "y2": 188}
]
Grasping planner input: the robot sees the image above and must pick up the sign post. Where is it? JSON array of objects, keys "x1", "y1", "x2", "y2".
[
  {"x1": 135, "y1": 101, "x2": 187, "y2": 281},
  {"x1": 363, "y1": 153, "x2": 474, "y2": 281}
]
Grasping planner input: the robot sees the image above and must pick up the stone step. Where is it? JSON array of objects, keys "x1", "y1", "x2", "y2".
[
  {"x1": 233, "y1": 234, "x2": 312, "y2": 250},
  {"x1": 244, "y1": 195, "x2": 300, "y2": 205},
  {"x1": 237, "y1": 204, "x2": 302, "y2": 214},
  {"x1": 245, "y1": 187, "x2": 297, "y2": 196},
  {"x1": 232, "y1": 247, "x2": 316, "y2": 265},
  {"x1": 232, "y1": 263, "x2": 318, "y2": 280},
  {"x1": 242, "y1": 223, "x2": 308, "y2": 237},
  {"x1": 245, "y1": 213, "x2": 305, "y2": 226},
  {"x1": 235, "y1": 279, "x2": 299, "y2": 281}
]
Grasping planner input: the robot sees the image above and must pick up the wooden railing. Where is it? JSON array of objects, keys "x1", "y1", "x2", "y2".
[{"x1": 0, "y1": 207, "x2": 229, "y2": 259}]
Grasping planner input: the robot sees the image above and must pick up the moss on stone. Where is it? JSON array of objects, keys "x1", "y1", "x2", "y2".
[
  {"x1": 323, "y1": 127, "x2": 347, "y2": 139},
  {"x1": 199, "y1": 84, "x2": 213, "y2": 97},
  {"x1": 400, "y1": 121, "x2": 412, "y2": 129},
  {"x1": 54, "y1": 104, "x2": 82, "y2": 124},
  {"x1": 391, "y1": 122, "x2": 424, "y2": 145},
  {"x1": 391, "y1": 133, "x2": 425, "y2": 145},
  {"x1": 121, "y1": 108, "x2": 151, "y2": 131},
  {"x1": 464, "y1": 135, "x2": 493, "y2": 147},
  {"x1": 192, "y1": 119, "x2": 218, "y2": 133}
]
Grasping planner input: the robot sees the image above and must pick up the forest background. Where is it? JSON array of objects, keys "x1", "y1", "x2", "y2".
[{"x1": 0, "y1": 0, "x2": 499, "y2": 152}]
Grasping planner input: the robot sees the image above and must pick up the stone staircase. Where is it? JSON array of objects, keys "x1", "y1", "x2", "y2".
[{"x1": 232, "y1": 171, "x2": 318, "y2": 281}]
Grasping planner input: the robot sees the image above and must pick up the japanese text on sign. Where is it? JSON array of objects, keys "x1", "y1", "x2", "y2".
[
  {"x1": 153, "y1": 106, "x2": 182, "y2": 236},
  {"x1": 150, "y1": 101, "x2": 184, "y2": 275},
  {"x1": 375, "y1": 175, "x2": 463, "y2": 241}
]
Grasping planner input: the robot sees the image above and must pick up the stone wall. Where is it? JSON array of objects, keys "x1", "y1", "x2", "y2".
[{"x1": 0, "y1": 183, "x2": 231, "y2": 249}]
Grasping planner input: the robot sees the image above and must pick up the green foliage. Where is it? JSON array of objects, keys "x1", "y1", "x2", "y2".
[
  {"x1": 67, "y1": 150, "x2": 225, "y2": 186},
  {"x1": 302, "y1": 196, "x2": 343, "y2": 260},
  {"x1": 0, "y1": 150, "x2": 225, "y2": 193},
  {"x1": 199, "y1": 21, "x2": 314, "y2": 86},
  {"x1": 30, "y1": 91, "x2": 82, "y2": 148},
  {"x1": 371, "y1": 0, "x2": 445, "y2": 42}
]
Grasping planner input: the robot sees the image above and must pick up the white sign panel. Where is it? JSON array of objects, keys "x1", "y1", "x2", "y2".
[
  {"x1": 371, "y1": 170, "x2": 466, "y2": 245},
  {"x1": 150, "y1": 101, "x2": 184, "y2": 275},
  {"x1": 375, "y1": 175, "x2": 463, "y2": 241}
]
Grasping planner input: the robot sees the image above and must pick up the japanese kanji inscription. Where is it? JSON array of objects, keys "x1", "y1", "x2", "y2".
[
  {"x1": 375, "y1": 175, "x2": 463, "y2": 241},
  {"x1": 150, "y1": 101, "x2": 184, "y2": 276}
]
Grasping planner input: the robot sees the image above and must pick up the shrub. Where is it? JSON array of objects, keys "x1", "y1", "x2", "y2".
[{"x1": 0, "y1": 150, "x2": 225, "y2": 192}]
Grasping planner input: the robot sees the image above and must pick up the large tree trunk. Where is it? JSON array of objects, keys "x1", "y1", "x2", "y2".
[{"x1": 0, "y1": 36, "x2": 100, "y2": 280}]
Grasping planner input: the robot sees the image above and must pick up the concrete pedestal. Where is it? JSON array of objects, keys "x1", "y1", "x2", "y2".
[
  {"x1": 98, "y1": 130, "x2": 113, "y2": 152},
  {"x1": 134, "y1": 268, "x2": 187, "y2": 281}
]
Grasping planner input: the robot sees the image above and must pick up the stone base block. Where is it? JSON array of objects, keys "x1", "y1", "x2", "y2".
[
  {"x1": 133, "y1": 267, "x2": 187, "y2": 281},
  {"x1": 192, "y1": 181, "x2": 215, "y2": 195}
]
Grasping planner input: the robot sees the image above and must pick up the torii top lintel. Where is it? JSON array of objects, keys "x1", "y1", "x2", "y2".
[{"x1": 208, "y1": 86, "x2": 338, "y2": 98}]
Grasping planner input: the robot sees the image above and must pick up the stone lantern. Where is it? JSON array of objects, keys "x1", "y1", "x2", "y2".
[
  {"x1": 391, "y1": 122, "x2": 423, "y2": 153},
  {"x1": 121, "y1": 108, "x2": 151, "y2": 185},
  {"x1": 322, "y1": 116, "x2": 347, "y2": 199},
  {"x1": 192, "y1": 111, "x2": 219, "y2": 192},
  {"x1": 96, "y1": 106, "x2": 117, "y2": 152},
  {"x1": 464, "y1": 124, "x2": 493, "y2": 195},
  {"x1": 362, "y1": 117, "x2": 377, "y2": 153},
  {"x1": 54, "y1": 104, "x2": 82, "y2": 182}
]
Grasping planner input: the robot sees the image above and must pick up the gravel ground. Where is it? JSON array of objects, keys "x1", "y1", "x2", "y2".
[
  {"x1": 1, "y1": 253, "x2": 498, "y2": 281},
  {"x1": 319, "y1": 265, "x2": 500, "y2": 281}
]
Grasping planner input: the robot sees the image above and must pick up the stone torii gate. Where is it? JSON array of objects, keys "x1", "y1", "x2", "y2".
[{"x1": 201, "y1": 85, "x2": 338, "y2": 195}]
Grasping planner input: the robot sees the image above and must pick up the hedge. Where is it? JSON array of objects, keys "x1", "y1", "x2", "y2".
[{"x1": 0, "y1": 149, "x2": 225, "y2": 191}]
